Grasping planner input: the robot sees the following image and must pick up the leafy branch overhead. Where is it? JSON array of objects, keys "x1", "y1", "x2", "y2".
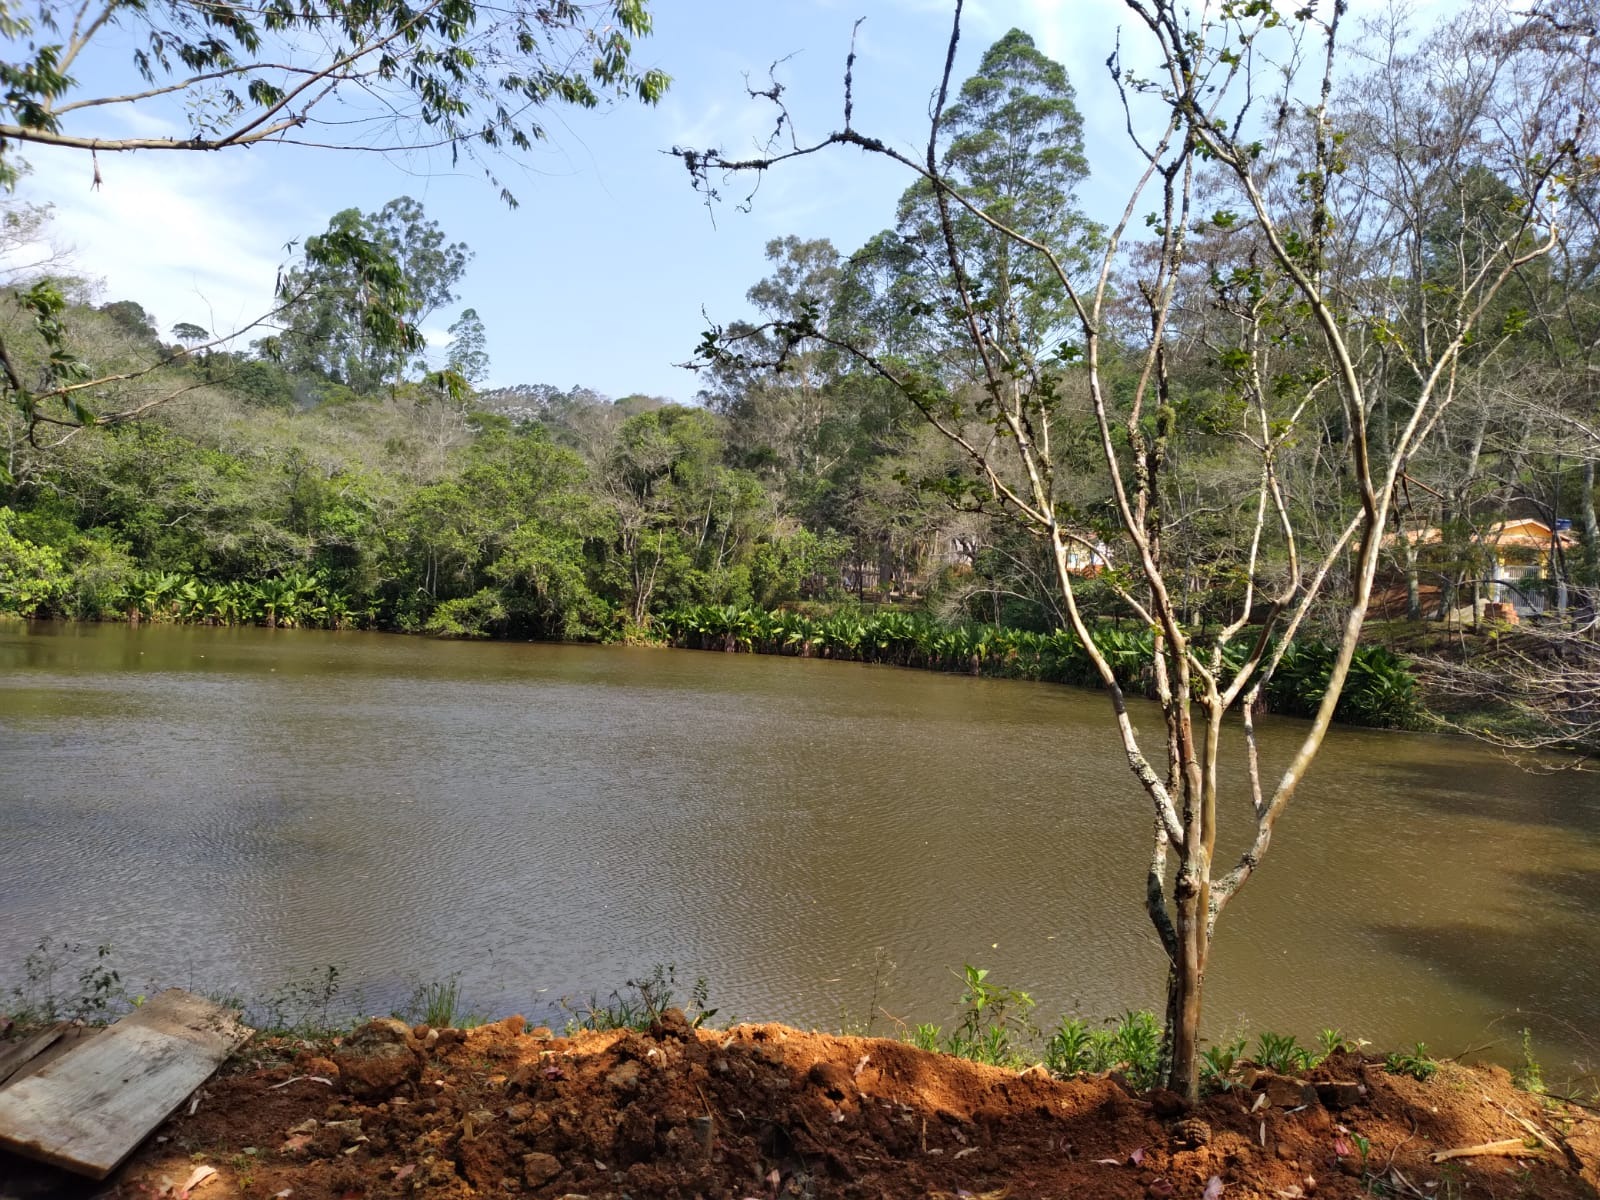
[{"x1": 0, "y1": 0, "x2": 669, "y2": 201}]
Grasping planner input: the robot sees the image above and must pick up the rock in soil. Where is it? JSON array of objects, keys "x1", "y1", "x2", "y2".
[{"x1": 331, "y1": 1017, "x2": 421, "y2": 1100}]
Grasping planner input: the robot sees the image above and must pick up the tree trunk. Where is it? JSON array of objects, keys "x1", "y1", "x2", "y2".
[
  {"x1": 1583, "y1": 457, "x2": 1598, "y2": 581},
  {"x1": 1168, "y1": 877, "x2": 1207, "y2": 1103},
  {"x1": 1403, "y1": 541, "x2": 1421, "y2": 621}
]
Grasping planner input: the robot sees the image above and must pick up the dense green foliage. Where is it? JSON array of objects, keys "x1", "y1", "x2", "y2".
[
  {"x1": 655, "y1": 604, "x2": 1423, "y2": 729},
  {"x1": 0, "y1": 370, "x2": 843, "y2": 640}
]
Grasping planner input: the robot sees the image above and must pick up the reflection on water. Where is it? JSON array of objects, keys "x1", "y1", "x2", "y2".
[{"x1": 2, "y1": 622, "x2": 1597, "y2": 1074}]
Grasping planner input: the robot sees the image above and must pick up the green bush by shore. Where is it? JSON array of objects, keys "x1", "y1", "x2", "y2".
[{"x1": 656, "y1": 603, "x2": 1425, "y2": 730}]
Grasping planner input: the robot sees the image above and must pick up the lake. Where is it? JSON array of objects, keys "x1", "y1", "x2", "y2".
[{"x1": 2, "y1": 622, "x2": 1597, "y2": 1078}]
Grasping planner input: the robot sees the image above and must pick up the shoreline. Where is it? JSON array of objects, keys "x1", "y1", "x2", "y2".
[{"x1": 3, "y1": 1009, "x2": 1596, "y2": 1199}]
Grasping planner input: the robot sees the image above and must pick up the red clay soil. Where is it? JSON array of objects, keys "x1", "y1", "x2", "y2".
[{"x1": 17, "y1": 1013, "x2": 1600, "y2": 1200}]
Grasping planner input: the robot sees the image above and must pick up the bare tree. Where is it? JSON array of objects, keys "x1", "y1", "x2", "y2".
[{"x1": 677, "y1": 0, "x2": 1588, "y2": 1099}]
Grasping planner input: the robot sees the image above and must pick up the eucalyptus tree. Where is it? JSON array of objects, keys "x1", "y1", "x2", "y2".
[
  {"x1": 273, "y1": 197, "x2": 472, "y2": 394},
  {"x1": 678, "y1": 0, "x2": 1587, "y2": 1099},
  {"x1": 879, "y1": 28, "x2": 1096, "y2": 373},
  {"x1": 446, "y1": 309, "x2": 492, "y2": 387}
]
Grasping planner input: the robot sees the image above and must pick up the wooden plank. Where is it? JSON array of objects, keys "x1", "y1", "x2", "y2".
[
  {"x1": 0, "y1": 990, "x2": 252, "y2": 1179},
  {"x1": 0, "y1": 1027, "x2": 101, "y2": 1093},
  {"x1": 0, "y1": 1025, "x2": 68, "y2": 1090}
]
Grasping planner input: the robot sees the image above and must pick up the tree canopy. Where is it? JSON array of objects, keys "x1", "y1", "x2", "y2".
[{"x1": 0, "y1": 0, "x2": 669, "y2": 201}]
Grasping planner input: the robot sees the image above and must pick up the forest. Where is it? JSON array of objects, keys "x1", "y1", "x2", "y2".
[{"x1": 1, "y1": 7, "x2": 1597, "y2": 759}]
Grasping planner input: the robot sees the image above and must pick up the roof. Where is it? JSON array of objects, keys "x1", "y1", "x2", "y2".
[{"x1": 1385, "y1": 517, "x2": 1577, "y2": 552}]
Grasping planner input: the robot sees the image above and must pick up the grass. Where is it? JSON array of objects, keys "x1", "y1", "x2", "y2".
[
  {"x1": 561, "y1": 964, "x2": 717, "y2": 1033},
  {"x1": 395, "y1": 977, "x2": 478, "y2": 1029}
]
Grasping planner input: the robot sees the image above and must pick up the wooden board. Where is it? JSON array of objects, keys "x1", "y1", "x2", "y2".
[
  {"x1": 0, "y1": 990, "x2": 252, "y2": 1179},
  {"x1": 0, "y1": 1027, "x2": 102, "y2": 1094},
  {"x1": 0, "y1": 1025, "x2": 68, "y2": 1090}
]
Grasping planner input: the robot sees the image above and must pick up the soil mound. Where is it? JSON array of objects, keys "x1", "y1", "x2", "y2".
[{"x1": 67, "y1": 1016, "x2": 1600, "y2": 1198}]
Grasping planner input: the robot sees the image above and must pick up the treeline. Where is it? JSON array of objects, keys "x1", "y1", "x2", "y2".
[
  {"x1": 658, "y1": 605, "x2": 1423, "y2": 729},
  {"x1": 3, "y1": 14, "x2": 1599, "y2": 752},
  {"x1": 0, "y1": 377, "x2": 862, "y2": 639}
]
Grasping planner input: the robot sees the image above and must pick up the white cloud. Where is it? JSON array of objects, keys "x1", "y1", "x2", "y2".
[{"x1": 19, "y1": 143, "x2": 324, "y2": 344}]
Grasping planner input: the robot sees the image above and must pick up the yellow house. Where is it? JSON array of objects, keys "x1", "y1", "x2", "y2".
[{"x1": 1384, "y1": 517, "x2": 1576, "y2": 616}]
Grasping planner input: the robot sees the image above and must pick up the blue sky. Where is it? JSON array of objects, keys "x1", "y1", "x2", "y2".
[{"x1": 11, "y1": 0, "x2": 1428, "y2": 402}]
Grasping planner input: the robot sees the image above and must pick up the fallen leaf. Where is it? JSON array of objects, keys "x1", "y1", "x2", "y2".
[
  {"x1": 175, "y1": 1165, "x2": 217, "y2": 1199},
  {"x1": 286, "y1": 1118, "x2": 318, "y2": 1135},
  {"x1": 1130, "y1": 1147, "x2": 1146, "y2": 1166},
  {"x1": 1204, "y1": 1176, "x2": 1225, "y2": 1200}
]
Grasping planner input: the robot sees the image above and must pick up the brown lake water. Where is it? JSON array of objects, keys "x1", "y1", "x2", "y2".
[{"x1": 2, "y1": 622, "x2": 1597, "y2": 1077}]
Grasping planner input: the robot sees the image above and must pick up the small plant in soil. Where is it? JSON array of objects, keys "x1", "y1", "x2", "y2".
[
  {"x1": 1515, "y1": 1028, "x2": 1546, "y2": 1095},
  {"x1": 1044, "y1": 1017, "x2": 1095, "y2": 1076},
  {"x1": 945, "y1": 966, "x2": 1035, "y2": 1066},
  {"x1": 246, "y1": 965, "x2": 344, "y2": 1037},
  {"x1": 1105, "y1": 1010, "x2": 1164, "y2": 1089},
  {"x1": 839, "y1": 946, "x2": 895, "y2": 1038},
  {"x1": 1385, "y1": 1043, "x2": 1440, "y2": 1082},
  {"x1": 563, "y1": 964, "x2": 717, "y2": 1033},
  {"x1": 1038, "y1": 1009, "x2": 1165, "y2": 1085},
  {"x1": 1199, "y1": 1035, "x2": 1250, "y2": 1089},
  {"x1": 902, "y1": 967, "x2": 1036, "y2": 1068},
  {"x1": 1256, "y1": 1030, "x2": 1316, "y2": 1073},
  {"x1": 5, "y1": 939, "x2": 132, "y2": 1030}
]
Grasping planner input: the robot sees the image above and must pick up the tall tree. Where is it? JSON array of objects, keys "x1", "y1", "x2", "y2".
[
  {"x1": 446, "y1": 309, "x2": 491, "y2": 386},
  {"x1": 873, "y1": 28, "x2": 1096, "y2": 373},
  {"x1": 275, "y1": 197, "x2": 470, "y2": 394}
]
